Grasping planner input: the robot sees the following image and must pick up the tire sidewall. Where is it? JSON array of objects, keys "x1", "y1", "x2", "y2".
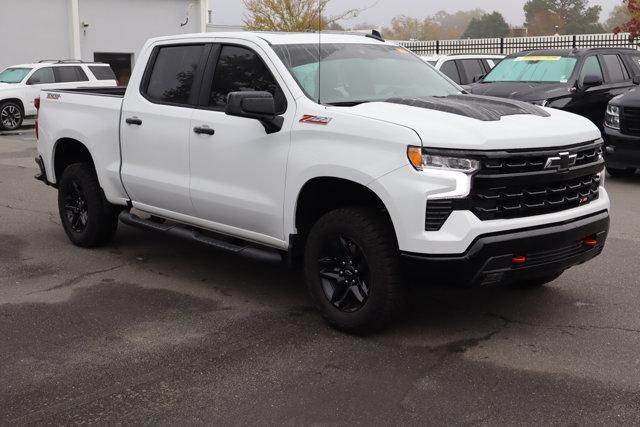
[
  {"x1": 57, "y1": 164, "x2": 109, "y2": 247},
  {"x1": 304, "y1": 208, "x2": 401, "y2": 333},
  {"x1": 0, "y1": 101, "x2": 24, "y2": 131}
]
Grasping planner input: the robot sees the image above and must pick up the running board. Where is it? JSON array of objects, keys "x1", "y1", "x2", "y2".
[{"x1": 119, "y1": 211, "x2": 283, "y2": 264}]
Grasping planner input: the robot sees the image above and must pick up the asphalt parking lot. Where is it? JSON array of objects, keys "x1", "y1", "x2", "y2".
[{"x1": 1, "y1": 125, "x2": 640, "y2": 425}]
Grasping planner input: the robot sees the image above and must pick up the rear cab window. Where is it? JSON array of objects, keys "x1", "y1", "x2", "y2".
[{"x1": 89, "y1": 66, "x2": 117, "y2": 81}]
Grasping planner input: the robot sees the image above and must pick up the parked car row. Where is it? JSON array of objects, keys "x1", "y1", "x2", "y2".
[
  {"x1": 423, "y1": 48, "x2": 640, "y2": 176},
  {"x1": 0, "y1": 60, "x2": 117, "y2": 131}
]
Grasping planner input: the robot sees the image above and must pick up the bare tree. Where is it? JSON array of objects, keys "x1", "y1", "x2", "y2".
[{"x1": 243, "y1": 0, "x2": 362, "y2": 32}]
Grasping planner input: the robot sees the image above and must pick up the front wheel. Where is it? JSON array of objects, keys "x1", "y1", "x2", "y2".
[
  {"x1": 58, "y1": 163, "x2": 120, "y2": 248},
  {"x1": 0, "y1": 101, "x2": 24, "y2": 131},
  {"x1": 304, "y1": 207, "x2": 405, "y2": 334}
]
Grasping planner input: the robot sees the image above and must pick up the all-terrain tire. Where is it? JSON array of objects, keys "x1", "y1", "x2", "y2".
[
  {"x1": 304, "y1": 207, "x2": 405, "y2": 334},
  {"x1": 57, "y1": 163, "x2": 120, "y2": 248}
]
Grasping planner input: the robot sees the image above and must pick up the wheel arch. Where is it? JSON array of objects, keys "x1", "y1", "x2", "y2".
[
  {"x1": 290, "y1": 176, "x2": 398, "y2": 263},
  {"x1": 52, "y1": 137, "x2": 96, "y2": 183},
  {"x1": 0, "y1": 98, "x2": 25, "y2": 112}
]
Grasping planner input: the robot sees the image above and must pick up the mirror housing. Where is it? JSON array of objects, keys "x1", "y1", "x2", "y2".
[
  {"x1": 225, "y1": 91, "x2": 284, "y2": 134},
  {"x1": 472, "y1": 73, "x2": 486, "y2": 83},
  {"x1": 633, "y1": 75, "x2": 640, "y2": 85},
  {"x1": 582, "y1": 74, "x2": 603, "y2": 89},
  {"x1": 27, "y1": 77, "x2": 40, "y2": 85}
]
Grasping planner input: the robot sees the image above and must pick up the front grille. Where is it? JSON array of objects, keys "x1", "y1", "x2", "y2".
[
  {"x1": 424, "y1": 141, "x2": 604, "y2": 230},
  {"x1": 621, "y1": 106, "x2": 640, "y2": 136},
  {"x1": 471, "y1": 174, "x2": 600, "y2": 220}
]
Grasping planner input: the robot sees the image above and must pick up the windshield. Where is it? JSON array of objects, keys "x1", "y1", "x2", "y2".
[
  {"x1": 0, "y1": 67, "x2": 32, "y2": 83},
  {"x1": 272, "y1": 43, "x2": 460, "y2": 105},
  {"x1": 484, "y1": 56, "x2": 577, "y2": 83}
]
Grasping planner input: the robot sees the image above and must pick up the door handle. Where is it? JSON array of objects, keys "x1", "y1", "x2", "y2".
[
  {"x1": 193, "y1": 126, "x2": 215, "y2": 135},
  {"x1": 126, "y1": 117, "x2": 142, "y2": 126}
]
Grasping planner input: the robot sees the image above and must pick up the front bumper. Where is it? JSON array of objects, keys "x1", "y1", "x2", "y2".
[
  {"x1": 401, "y1": 210, "x2": 609, "y2": 286},
  {"x1": 603, "y1": 128, "x2": 640, "y2": 170}
]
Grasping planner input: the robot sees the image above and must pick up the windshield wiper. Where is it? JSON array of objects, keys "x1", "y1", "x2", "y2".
[{"x1": 325, "y1": 100, "x2": 373, "y2": 107}]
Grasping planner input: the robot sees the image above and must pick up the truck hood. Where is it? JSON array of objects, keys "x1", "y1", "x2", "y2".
[
  {"x1": 334, "y1": 96, "x2": 599, "y2": 150},
  {"x1": 466, "y1": 81, "x2": 571, "y2": 102}
]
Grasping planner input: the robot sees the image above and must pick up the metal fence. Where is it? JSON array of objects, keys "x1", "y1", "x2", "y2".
[{"x1": 396, "y1": 33, "x2": 639, "y2": 55}]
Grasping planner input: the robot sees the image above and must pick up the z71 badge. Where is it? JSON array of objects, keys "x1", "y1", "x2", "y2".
[{"x1": 299, "y1": 115, "x2": 332, "y2": 125}]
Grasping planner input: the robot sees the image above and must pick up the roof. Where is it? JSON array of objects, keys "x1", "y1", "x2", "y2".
[
  {"x1": 507, "y1": 48, "x2": 639, "y2": 58},
  {"x1": 149, "y1": 31, "x2": 391, "y2": 46}
]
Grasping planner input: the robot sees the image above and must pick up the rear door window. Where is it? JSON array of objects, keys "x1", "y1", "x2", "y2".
[
  {"x1": 89, "y1": 66, "x2": 117, "y2": 81},
  {"x1": 439, "y1": 60, "x2": 461, "y2": 84},
  {"x1": 27, "y1": 67, "x2": 55, "y2": 85},
  {"x1": 602, "y1": 54, "x2": 630, "y2": 83},
  {"x1": 458, "y1": 59, "x2": 486, "y2": 84},
  {"x1": 54, "y1": 66, "x2": 89, "y2": 83},
  {"x1": 144, "y1": 44, "x2": 206, "y2": 106}
]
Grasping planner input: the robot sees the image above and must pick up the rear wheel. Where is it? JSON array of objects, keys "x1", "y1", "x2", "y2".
[
  {"x1": 607, "y1": 167, "x2": 636, "y2": 177},
  {"x1": 0, "y1": 101, "x2": 23, "y2": 131},
  {"x1": 58, "y1": 163, "x2": 120, "y2": 248},
  {"x1": 304, "y1": 207, "x2": 405, "y2": 334}
]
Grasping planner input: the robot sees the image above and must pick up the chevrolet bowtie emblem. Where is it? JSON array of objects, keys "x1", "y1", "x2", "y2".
[{"x1": 545, "y1": 152, "x2": 577, "y2": 170}]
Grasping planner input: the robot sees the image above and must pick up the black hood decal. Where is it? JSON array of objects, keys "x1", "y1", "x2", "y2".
[{"x1": 385, "y1": 94, "x2": 550, "y2": 121}]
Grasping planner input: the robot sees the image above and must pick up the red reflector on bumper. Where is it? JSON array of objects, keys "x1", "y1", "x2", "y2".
[
  {"x1": 583, "y1": 238, "x2": 598, "y2": 247},
  {"x1": 512, "y1": 256, "x2": 527, "y2": 264}
]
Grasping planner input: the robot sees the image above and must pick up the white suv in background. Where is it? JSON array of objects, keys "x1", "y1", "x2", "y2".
[
  {"x1": 422, "y1": 54, "x2": 505, "y2": 86},
  {"x1": 0, "y1": 60, "x2": 117, "y2": 131}
]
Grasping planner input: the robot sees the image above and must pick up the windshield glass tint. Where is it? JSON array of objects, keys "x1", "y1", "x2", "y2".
[
  {"x1": 0, "y1": 68, "x2": 32, "y2": 83},
  {"x1": 272, "y1": 43, "x2": 460, "y2": 105},
  {"x1": 484, "y1": 56, "x2": 577, "y2": 83}
]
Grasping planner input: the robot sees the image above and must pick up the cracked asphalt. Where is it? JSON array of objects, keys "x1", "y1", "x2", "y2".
[{"x1": 1, "y1": 125, "x2": 640, "y2": 425}]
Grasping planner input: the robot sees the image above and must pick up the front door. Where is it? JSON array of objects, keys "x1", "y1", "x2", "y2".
[
  {"x1": 189, "y1": 43, "x2": 293, "y2": 243},
  {"x1": 120, "y1": 43, "x2": 210, "y2": 216}
]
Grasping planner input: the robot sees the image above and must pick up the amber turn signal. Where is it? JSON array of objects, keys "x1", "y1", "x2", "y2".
[{"x1": 407, "y1": 146, "x2": 422, "y2": 170}]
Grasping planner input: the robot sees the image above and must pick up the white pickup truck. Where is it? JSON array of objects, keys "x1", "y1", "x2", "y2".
[{"x1": 35, "y1": 32, "x2": 610, "y2": 333}]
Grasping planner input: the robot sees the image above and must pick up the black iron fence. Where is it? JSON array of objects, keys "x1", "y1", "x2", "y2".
[{"x1": 396, "y1": 33, "x2": 639, "y2": 55}]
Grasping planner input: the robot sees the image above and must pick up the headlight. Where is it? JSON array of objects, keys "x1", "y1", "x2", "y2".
[
  {"x1": 407, "y1": 146, "x2": 480, "y2": 174},
  {"x1": 605, "y1": 104, "x2": 620, "y2": 130}
]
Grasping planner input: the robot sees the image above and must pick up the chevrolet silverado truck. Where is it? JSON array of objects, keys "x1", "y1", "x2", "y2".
[{"x1": 35, "y1": 32, "x2": 610, "y2": 334}]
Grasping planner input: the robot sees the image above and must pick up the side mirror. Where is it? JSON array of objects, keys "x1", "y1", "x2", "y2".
[
  {"x1": 582, "y1": 74, "x2": 603, "y2": 89},
  {"x1": 225, "y1": 91, "x2": 283, "y2": 134},
  {"x1": 472, "y1": 73, "x2": 486, "y2": 83},
  {"x1": 633, "y1": 75, "x2": 640, "y2": 85},
  {"x1": 27, "y1": 77, "x2": 40, "y2": 85}
]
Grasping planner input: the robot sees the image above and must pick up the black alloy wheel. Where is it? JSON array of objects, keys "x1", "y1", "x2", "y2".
[{"x1": 318, "y1": 235, "x2": 371, "y2": 313}]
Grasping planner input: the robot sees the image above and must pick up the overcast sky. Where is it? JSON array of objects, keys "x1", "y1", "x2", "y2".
[{"x1": 211, "y1": 0, "x2": 618, "y2": 27}]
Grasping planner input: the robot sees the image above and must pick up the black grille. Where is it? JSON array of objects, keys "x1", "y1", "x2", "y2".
[
  {"x1": 425, "y1": 200, "x2": 453, "y2": 231},
  {"x1": 621, "y1": 106, "x2": 640, "y2": 136},
  {"x1": 424, "y1": 141, "x2": 604, "y2": 229},
  {"x1": 471, "y1": 174, "x2": 600, "y2": 220}
]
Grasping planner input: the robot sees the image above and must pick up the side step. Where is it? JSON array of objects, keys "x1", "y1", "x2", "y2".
[{"x1": 119, "y1": 211, "x2": 283, "y2": 264}]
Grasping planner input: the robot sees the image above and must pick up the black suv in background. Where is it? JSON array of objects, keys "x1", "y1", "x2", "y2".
[
  {"x1": 468, "y1": 48, "x2": 640, "y2": 129},
  {"x1": 603, "y1": 85, "x2": 640, "y2": 176}
]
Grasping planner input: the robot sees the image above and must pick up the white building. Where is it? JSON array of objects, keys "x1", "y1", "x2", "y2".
[{"x1": 1, "y1": 0, "x2": 210, "y2": 84}]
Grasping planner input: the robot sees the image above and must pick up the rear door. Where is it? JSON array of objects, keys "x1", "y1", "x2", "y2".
[
  {"x1": 120, "y1": 43, "x2": 210, "y2": 216},
  {"x1": 188, "y1": 42, "x2": 293, "y2": 243}
]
